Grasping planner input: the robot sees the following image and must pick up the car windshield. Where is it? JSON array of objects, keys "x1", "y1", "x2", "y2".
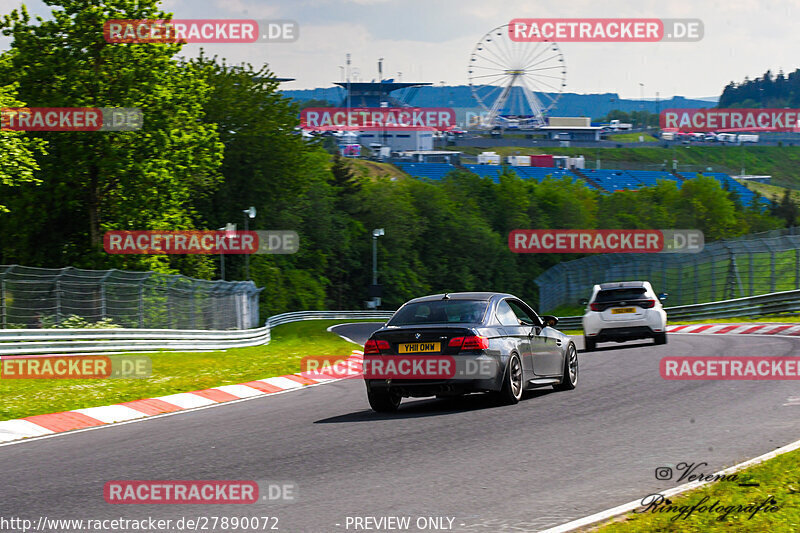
[
  {"x1": 595, "y1": 288, "x2": 647, "y2": 302},
  {"x1": 388, "y1": 300, "x2": 488, "y2": 325}
]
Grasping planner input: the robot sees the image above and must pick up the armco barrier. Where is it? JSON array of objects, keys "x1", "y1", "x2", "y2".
[
  {"x1": 266, "y1": 310, "x2": 394, "y2": 327},
  {"x1": 3, "y1": 291, "x2": 798, "y2": 355},
  {"x1": 0, "y1": 311, "x2": 394, "y2": 356}
]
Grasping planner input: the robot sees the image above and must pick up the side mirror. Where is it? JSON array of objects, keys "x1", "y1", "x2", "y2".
[
  {"x1": 657, "y1": 293, "x2": 668, "y2": 301},
  {"x1": 579, "y1": 298, "x2": 589, "y2": 305},
  {"x1": 541, "y1": 315, "x2": 559, "y2": 328}
]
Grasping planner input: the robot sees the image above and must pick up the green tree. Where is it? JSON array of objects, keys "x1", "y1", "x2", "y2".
[
  {"x1": 771, "y1": 190, "x2": 799, "y2": 227},
  {"x1": 0, "y1": 0, "x2": 223, "y2": 274},
  {"x1": 0, "y1": 81, "x2": 47, "y2": 213}
]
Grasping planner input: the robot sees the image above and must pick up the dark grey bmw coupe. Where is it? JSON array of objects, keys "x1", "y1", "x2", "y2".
[{"x1": 363, "y1": 292, "x2": 578, "y2": 412}]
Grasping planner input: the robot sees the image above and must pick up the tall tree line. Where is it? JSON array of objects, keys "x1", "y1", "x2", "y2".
[
  {"x1": 0, "y1": 0, "x2": 786, "y2": 318},
  {"x1": 719, "y1": 68, "x2": 800, "y2": 108}
]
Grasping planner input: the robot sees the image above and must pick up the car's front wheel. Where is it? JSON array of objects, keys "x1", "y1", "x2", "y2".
[
  {"x1": 495, "y1": 353, "x2": 523, "y2": 405},
  {"x1": 553, "y1": 343, "x2": 578, "y2": 391},
  {"x1": 367, "y1": 389, "x2": 401, "y2": 413}
]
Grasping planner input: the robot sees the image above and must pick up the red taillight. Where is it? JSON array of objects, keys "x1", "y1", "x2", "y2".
[
  {"x1": 461, "y1": 335, "x2": 490, "y2": 350},
  {"x1": 590, "y1": 303, "x2": 602, "y2": 311},
  {"x1": 364, "y1": 339, "x2": 390, "y2": 354},
  {"x1": 640, "y1": 299, "x2": 656, "y2": 309},
  {"x1": 448, "y1": 337, "x2": 464, "y2": 348}
]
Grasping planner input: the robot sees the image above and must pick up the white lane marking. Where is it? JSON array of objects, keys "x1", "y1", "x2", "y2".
[
  {"x1": 0, "y1": 379, "x2": 344, "y2": 448},
  {"x1": 214, "y1": 384, "x2": 266, "y2": 399},
  {"x1": 72, "y1": 405, "x2": 148, "y2": 423},
  {"x1": 540, "y1": 438, "x2": 800, "y2": 532},
  {"x1": 296, "y1": 371, "x2": 337, "y2": 382},
  {"x1": 702, "y1": 324, "x2": 735, "y2": 334},
  {"x1": 783, "y1": 397, "x2": 800, "y2": 406},
  {"x1": 0, "y1": 420, "x2": 55, "y2": 443},
  {"x1": 327, "y1": 323, "x2": 375, "y2": 346},
  {"x1": 260, "y1": 376, "x2": 303, "y2": 390},
  {"x1": 156, "y1": 393, "x2": 216, "y2": 409}
]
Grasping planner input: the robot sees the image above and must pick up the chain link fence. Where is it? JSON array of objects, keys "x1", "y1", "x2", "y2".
[
  {"x1": 535, "y1": 227, "x2": 800, "y2": 312},
  {"x1": 0, "y1": 265, "x2": 262, "y2": 330}
]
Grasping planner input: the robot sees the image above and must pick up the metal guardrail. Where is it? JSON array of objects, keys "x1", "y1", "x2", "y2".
[
  {"x1": 662, "y1": 289, "x2": 800, "y2": 321},
  {"x1": 266, "y1": 310, "x2": 394, "y2": 327},
  {"x1": 3, "y1": 290, "x2": 798, "y2": 355},
  {"x1": 0, "y1": 327, "x2": 271, "y2": 356},
  {"x1": 0, "y1": 310, "x2": 394, "y2": 356},
  {"x1": 555, "y1": 288, "x2": 800, "y2": 331}
]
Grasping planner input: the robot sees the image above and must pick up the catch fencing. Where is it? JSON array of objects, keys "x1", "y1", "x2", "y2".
[
  {"x1": 535, "y1": 227, "x2": 800, "y2": 312},
  {"x1": 0, "y1": 265, "x2": 262, "y2": 330},
  {"x1": 0, "y1": 310, "x2": 394, "y2": 356}
]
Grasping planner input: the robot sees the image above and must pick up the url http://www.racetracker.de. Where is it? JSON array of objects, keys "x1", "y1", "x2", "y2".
[{"x1": 0, "y1": 515, "x2": 281, "y2": 532}]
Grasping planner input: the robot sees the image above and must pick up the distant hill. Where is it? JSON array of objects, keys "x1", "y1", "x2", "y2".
[{"x1": 282, "y1": 85, "x2": 715, "y2": 119}]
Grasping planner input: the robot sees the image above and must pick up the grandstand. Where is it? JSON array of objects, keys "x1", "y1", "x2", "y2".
[
  {"x1": 394, "y1": 162, "x2": 456, "y2": 180},
  {"x1": 462, "y1": 164, "x2": 577, "y2": 182},
  {"x1": 391, "y1": 162, "x2": 764, "y2": 204},
  {"x1": 679, "y1": 171, "x2": 760, "y2": 206}
]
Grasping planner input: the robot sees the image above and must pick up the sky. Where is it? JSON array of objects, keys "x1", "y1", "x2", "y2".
[{"x1": 0, "y1": 0, "x2": 796, "y2": 100}]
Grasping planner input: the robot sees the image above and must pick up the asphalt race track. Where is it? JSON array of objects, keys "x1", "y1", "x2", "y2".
[{"x1": 2, "y1": 325, "x2": 799, "y2": 532}]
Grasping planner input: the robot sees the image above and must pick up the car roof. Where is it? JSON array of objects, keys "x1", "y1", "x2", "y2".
[
  {"x1": 598, "y1": 281, "x2": 648, "y2": 289},
  {"x1": 405, "y1": 292, "x2": 513, "y2": 303}
]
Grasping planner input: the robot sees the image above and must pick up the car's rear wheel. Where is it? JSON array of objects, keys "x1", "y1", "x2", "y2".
[
  {"x1": 367, "y1": 389, "x2": 401, "y2": 413},
  {"x1": 584, "y1": 336, "x2": 596, "y2": 352},
  {"x1": 495, "y1": 353, "x2": 523, "y2": 405},
  {"x1": 554, "y1": 343, "x2": 578, "y2": 391},
  {"x1": 654, "y1": 332, "x2": 667, "y2": 345}
]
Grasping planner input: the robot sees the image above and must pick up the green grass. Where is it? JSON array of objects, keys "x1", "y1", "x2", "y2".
[
  {"x1": 668, "y1": 314, "x2": 800, "y2": 325},
  {"x1": 0, "y1": 319, "x2": 380, "y2": 421},
  {"x1": 740, "y1": 180, "x2": 800, "y2": 205},
  {"x1": 585, "y1": 447, "x2": 800, "y2": 532},
  {"x1": 607, "y1": 133, "x2": 658, "y2": 142}
]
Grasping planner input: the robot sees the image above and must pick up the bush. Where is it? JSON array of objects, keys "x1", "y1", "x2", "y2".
[{"x1": 42, "y1": 315, "x2": 122, "y2": 329}]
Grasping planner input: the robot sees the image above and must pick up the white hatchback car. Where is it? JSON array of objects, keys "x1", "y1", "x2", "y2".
[{"x1": 581, "y1": 281, "x2": 667, "y2": 351}]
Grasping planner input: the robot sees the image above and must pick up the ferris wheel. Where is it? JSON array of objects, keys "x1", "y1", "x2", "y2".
[{"x1": 468, "y1": 24, "x2": 567, "y2": 129}]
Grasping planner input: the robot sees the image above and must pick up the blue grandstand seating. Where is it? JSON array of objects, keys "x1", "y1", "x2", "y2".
[
  {"x1": 679, "y1": 172, "x2": 761, "y2": 206},
  {"x1": 392, "y1": 162, "x2": 765, "y2": 206},
  {"x1": 394, "y1": 162, "x2": 455, "y2": 180},
  {"x1": 461, "y1": 164, "x2": 581, "y2": 185}
]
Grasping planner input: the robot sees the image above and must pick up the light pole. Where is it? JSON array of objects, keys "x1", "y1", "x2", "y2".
[
  {"x1": 242, "y1": 206, "x2": 256, "y2": 280},
  {"x1": 639, "y1": 83, "x2": 644, "y2": 128},
  {"x1": 346, "y1": 53, "x2": 351, "y2": 140},
  {"x1": 218, "y1": 226, "x2": 227, "y2": 280},
  {"x1": 219, "y1": 223, "x2": 236, "y2": 280},
  {"x1": 371, "y1": 228, "x2": 384, "y2": 307}
]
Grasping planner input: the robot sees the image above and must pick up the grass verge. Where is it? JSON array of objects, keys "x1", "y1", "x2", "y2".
[
  {"x1": 607, "y1": 133, "x2": 659, "y2": 142},
  {"x1": 0, "y1": 319, "x2": 379, "y2": 421},
  {"x1": 584, "y1": 447, "x2": 800, "y2": 532}
]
